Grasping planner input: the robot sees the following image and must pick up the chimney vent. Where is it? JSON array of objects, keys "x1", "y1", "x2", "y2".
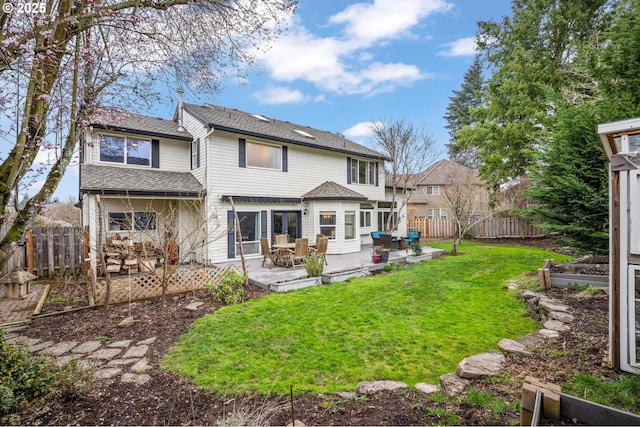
[{"x1": 177, "y1": 88, "x2": 185, "y2": 131}]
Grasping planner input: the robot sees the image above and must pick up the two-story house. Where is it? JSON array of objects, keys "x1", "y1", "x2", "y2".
[
  {"x1": 80, "y1": 95, "x2": 406, "y2": 268},
  {"x1": 407, "y1": 159, "x2": 489, "y2": 220}
]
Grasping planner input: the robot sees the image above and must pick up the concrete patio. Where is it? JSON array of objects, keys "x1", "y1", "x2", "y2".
[{"x1": 215, "y1": 244, "x2": 445, "y2": 292}]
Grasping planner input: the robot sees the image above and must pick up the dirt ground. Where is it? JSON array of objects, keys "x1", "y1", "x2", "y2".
[{"x1": 6, "y1": 240, "x2": 621, "y2": 426}]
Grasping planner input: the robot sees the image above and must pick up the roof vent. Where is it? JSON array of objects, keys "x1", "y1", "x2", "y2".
[
  {"x1": 293, "y1": 129, "x2": 315, "y2": 139},
  {"x1": 251, "y1": 114, "x2": 270, "y2": 123}
]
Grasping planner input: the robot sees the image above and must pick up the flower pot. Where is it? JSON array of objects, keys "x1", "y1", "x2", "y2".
[
  {"x1": 379, "y1": 251, "x2": 390, "y2": 263},
  {"x1": 372, "y1": 253, "x2": 381, "y2": 264}
]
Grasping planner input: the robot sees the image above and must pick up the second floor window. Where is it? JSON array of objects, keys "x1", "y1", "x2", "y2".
[
  {"x1": 425, "y1": 186, "x2": 439, "y2": 195},
  {"x1": 100, "y1": 135, "x2": 150, "y2": 166},
  {"x1": 247, "y1": 140, "x2": 282, "y2": 170},
  {"x1": 350, "y1": 159, "x2": 375, "y2": 185}
]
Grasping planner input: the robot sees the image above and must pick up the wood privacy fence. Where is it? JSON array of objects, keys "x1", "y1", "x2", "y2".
[
  {"x1": 407, "y1": 217, "x2": 546, "y2": 239},
  {"x1": 0, "y1": 226, "x2": 86, "y2": 278}
]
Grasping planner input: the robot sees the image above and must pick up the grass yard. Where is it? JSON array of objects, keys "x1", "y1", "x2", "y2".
[{"x1": 162, "y1": 241, "x2": 571, "y2": 395}]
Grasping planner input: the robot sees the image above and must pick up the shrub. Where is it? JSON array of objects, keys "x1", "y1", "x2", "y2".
[
  {"x1": 0, "y1": 330, "x2": 56, "y2": 417},
  {"x1": 302, "y1": 254, "x2": 324, "y2": 277},
  {"x1": 409, "y1": 241, "x2": 423, "y2": 256},
  {"x1": 205, "y1": 270, "x2": 247, "y2": 304}
]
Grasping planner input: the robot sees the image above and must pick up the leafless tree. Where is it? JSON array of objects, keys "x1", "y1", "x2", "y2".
[
  {"x1": 0, "y1": 0, "x2": 296, "y2": 272},
  {"x1": 438, "y1": 162, "x2": 493, "y2": 253},
  {"x1": 369, "y1": 119, "x2": 438, "y2": 233}
]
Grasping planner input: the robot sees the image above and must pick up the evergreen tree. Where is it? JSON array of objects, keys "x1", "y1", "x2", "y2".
[{"x1": 444, "y1": 55, "x2": 484, "y2": 169}]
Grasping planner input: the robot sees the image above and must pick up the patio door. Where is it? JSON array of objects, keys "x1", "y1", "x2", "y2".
[{"x1": 272, "y1": 211, "x2": 301, "y2": 243}]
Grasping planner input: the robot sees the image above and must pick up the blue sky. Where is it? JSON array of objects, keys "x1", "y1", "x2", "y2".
[{"x1": 49, "y1": 0, "x2": 513, "y2": 202}]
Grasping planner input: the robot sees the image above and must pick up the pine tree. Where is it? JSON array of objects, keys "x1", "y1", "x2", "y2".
[{"x1": 444, "y1": 55, "x2": 484, "y2": 169}]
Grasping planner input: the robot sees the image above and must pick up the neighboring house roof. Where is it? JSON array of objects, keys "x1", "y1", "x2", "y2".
[
  {"x1": 416, "y1": 159, "x2": 480, "y2": 186},
  {"x1": 91, "y1": 108, "x2": 192, "y2": 141},
  {"x1": 302, "y1": 181, "x2": 367, "y2": 201},
  {"x1": 80, "y1": 164, "x2": 203, "y2": 197},
  {"x1": 182, "y1": 103, "x2": 390, "y2": 161}
]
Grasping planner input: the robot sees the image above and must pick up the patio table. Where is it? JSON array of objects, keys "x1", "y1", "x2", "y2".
[{"x1": 272, "y1": 242, "x2": 317, "y2": 267}]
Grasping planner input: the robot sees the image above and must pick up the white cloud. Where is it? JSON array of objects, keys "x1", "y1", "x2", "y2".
[
  {"x1": 343, "y1": 121, "x2": 382, "y2": 140},
  {"x1": 329, "y1": 0, "x2": 452, "y2": 44},
  {"x1": 257, "y1": 0, "x2": 452, "y2": 101},
  {"x1": 253, "y1": 86, "x2": 306, "y2": 104},
  {"x1": 437, "y1": 36, "x2": 477, "y2": 57}
]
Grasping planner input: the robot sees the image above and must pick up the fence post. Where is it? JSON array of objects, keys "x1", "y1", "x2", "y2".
[{"x1": 27, "y1": 229, "x2": 33, "y2": 274}]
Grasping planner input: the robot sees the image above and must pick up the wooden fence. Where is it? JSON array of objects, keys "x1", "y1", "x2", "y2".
[
  {"x1": 1, "y1": 226, "x2": 86, "y2": 278},
  {"x1": 407, "y1": 217, "x2": 546, "y2": 239}
]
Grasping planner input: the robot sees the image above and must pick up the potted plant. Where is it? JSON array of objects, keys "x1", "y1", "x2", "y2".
[
  {"x1": 409, "y1": 241, "x2": 423, "y2": 256},
  {"x1": 379, "y1": 247, "x2": 391, "y2": 263},
  {"x1": 302, "y1": 254, "x2": 324, "y2": 277}
]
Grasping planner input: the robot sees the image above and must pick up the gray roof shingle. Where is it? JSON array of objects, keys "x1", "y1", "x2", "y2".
[
  {"x1": 302, "y1": 181, "x2": 367, "y2": 200},
  {"x1": 80, "y1": 164, "x2": 203, "y2": 197},
  {"x1": 91, "y1": 109, "x2": 192, "y2": 141},
  {"x1": 184, "y1": 103, "x2": 389, "y2": 160}
]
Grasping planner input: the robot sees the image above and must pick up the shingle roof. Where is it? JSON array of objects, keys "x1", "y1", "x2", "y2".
[
  {"x1": 301, "y1": 181, "x2": 367, "y2": 201},
  {"x1": 91, "y1": 108, "x2": 192, "y2": 141},
  {"x1": 80, "y1": 164, "x2": 203, "y2": 197},
  {"x1": 183, "y1": 103, "x2": 389, "y2": 161}
]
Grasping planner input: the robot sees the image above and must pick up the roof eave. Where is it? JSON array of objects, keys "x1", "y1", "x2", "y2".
[{"x1": 91, "y1": 123, "x2": 192, "y2": 142}]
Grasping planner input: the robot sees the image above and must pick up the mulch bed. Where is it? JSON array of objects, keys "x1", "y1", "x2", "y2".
[{"x1": 6, "y1": 254, "x2": 619, "y2": 426}]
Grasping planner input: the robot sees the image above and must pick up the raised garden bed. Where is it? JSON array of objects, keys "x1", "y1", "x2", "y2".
[
  {"x1": 268, "y1": 276, "x2": 322, "y2": 293},
  {"x1": 321, "y1": 267, "x2": 369, "y2": 284},
  {"x1": 539, "y1": 259, "x2": 609, "y2": 289}
]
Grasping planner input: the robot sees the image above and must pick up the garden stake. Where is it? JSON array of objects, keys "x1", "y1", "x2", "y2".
[{"x1": 290, "y1": 384, "x2": 295, "y2": 426}]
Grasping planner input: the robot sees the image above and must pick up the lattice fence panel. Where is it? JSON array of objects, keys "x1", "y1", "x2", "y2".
[{"x1": 94, "y1": 265, "x2": 243, "y2": 305}]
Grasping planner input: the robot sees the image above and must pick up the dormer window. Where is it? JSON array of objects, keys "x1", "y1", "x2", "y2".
[{"x1": 100, "y1": 135, "x2": 150, "y2": 166}]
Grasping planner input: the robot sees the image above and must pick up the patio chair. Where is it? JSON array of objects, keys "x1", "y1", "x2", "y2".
[
  {"x1": 310, "y1": 235, "x2": 329, "y2": 265},
  {"x1": 275, "y1": 234, "x2": 288, "y2": 244},
  {"x1": 379, "y1": 233, "x2": 393, "y2": 249},
  {"x1": 259, "y1": 237, "x2": 278, "y2": 269},
  {"x1": 403, "y1": 231, "x2": 421, "y2": 245},
  {"x1": 284, "y1": 238, "x2": 308, "y2": 269},
  {"x1": 371, "y1": 231, "x2": 383, "y2": 246}
]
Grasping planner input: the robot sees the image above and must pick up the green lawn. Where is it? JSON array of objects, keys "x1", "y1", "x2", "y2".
[{"x1": 162, "y1": 241, "x2": 571, "y2": 395}]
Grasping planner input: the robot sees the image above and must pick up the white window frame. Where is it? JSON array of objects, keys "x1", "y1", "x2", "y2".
[
  {"x1": 428, "y1": 208, "x2": 447, "y2": 220},
  {"x1": 191, "y1": 139, "x2": 198, "y2": 169},
  {"x1": 345, "y1": 211, "x2": 356, "y2": 240},
  {"x1": 351, "y1": 159, "x2": 375, "y2": 185},
  {"x1": 425, "y1": 186, "x2": 439, "y2": 195},
  {"x1": 360, "y1": 211, "x2": 371, "y2": 227},
  {"x1": 319, "y1": 211, "x2": 336, "y2": 240},
  {"x1": 246, "y1": 140, "x2": 282, "y2": 170},
  {"x1": 100, "y1": 135, "x2": 151, "y2": 167}
]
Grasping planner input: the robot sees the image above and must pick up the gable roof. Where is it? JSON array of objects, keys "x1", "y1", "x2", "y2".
[
  {"x1": 91, "y1": 108, "x2": 192, "y2": 141},
  {"x1": 416, "y1": 159, "x2": 481, "y2": 186},
  {"x1": 302, "y1": 181, "x2": 367, "y2": 201},
  {"x1": 182, "y1": 103, "x2": 389, "y2": 161},
  {"x1": 80, "y1": 164, "x2": 203, "y2": 197}
]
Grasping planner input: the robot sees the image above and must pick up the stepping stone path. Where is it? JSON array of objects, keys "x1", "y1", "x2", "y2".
[{"x1": 4, "y1": 328, "x2": 156, "y2": 385}]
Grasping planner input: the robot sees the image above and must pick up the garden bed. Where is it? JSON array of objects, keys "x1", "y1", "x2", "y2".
[
  {"x1": 539, "y1": 259, "x2": 609, "y2": 289},
  {"x1": 321, "y1": 267, "x2": 369, "y2": 284}
]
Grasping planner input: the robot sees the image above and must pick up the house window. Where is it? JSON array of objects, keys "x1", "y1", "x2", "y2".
[
  {"x1": 425, "y1": 186, "x2": 439, "y2": 195},
  {"x1": 345, "y1": 211, "x2": 356, "y2": 240},
  {"x1": 319, "y1": 211, "x2": 336, "y2": 239},
  {"x1": 100, "y1": 135, "x2": 150, "y2": 166},
  {"x1": 108, "y1": 211, "x2": 156, "y2": 232},
  {"x1": 360, "y1": 211, "x2": 371, "y2": 227},
  {"x1": 236, "y1": 211, "x2": 260, "y2": 255},
  {"x1": 428, "y1": 208, "x2": 448, "y2": 219},
  {"x1": 377, "y1": 211, "x2": 398, "y2": 232},
  {"x1": 191, "y1": 139, "x2": 198, "y2": 169},
  {"x1": 246, "y1": 140, "x2": 282, "y2": 170},
  {"x1": 350, "y1": 159, "x2": 375, "y2": 185}
]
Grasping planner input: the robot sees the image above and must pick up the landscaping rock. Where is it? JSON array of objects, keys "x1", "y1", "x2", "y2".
[
  {"x1": 40, "y1": 340, "x2": 78, "y2": 356},
  {"x1": 6, "y1": 336, "x2": 41, "y2": 347},
  {"x1": 121, "y1": 372, "x2": 151, "y2": 385},
  {"x1": 439, "y1": 373, "x2": 470, "y2": 397},
  {"x1": 88, "y1": 348, "x2": 122, "y2": 360},
  {"x1": 108, "y1": 339, "x2": 133, "y2": 348},
  {"x1": 28, "y1": 340, "x2": 54, "y2": 353},
  {"x1": 130, "y1": 358, "x2": 150, "y2": 372},
  {"x1": 415, "y1": 383, "x2": 440, "y2": 394},
  {"x1": 122, "y1": 344, "x2": 149, "y2": 359},
  {"x1": 72, "y1": 341, "x2": 103, "y2": 354},
  {"x1": 137, "y1": 337, "x2": 157, "y2": 345},
  {"x1": 543, "y1": 319, "x2": 570, "y2": 331},
  {"x1": 517, "y1": 333, "x2": 546, "y2": 348},
  {"x1": 538, "y1": 298, "x2": 570, "y2": 313},
  {"x1": 550, "y1": 311, "x2": 574, "y2": 323},
  {"x1": 107, "y1": 358, "x2": 139, "y2": 366},
  {"x1": 538, "y1": 329, "x2": 560, "y2": 339},
  {"x1": 456, "y1": 350, "x2": 506, "y2": 378},
  {"x1": 498, "y1": 338, "x2": 531, "y2": 356},
  {"x1": 94, "y1": 367, "x2": 122, "y2": 379},
  {"x1": 54, "y1": 353, "x2": 84, "y2": 367},
  {"x1": 336, "y1": 392, "x2": 357, "y2": 400},
  {"x1": 118, "y1": 316, "x2": 135, "y2": 327},
  {"x1": 356, "y1": 380, "x2": 407, "y2": 395},
  {"x1": 185, "y1": 301, "x2": 204, "y2": 311}
]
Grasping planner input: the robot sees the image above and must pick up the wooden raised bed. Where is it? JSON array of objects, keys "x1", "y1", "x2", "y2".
[{"x1": 539, "y1": 259, "x2": 608, "y2": 289}]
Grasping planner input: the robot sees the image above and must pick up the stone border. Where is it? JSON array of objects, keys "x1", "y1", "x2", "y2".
[{"x1": 351, "y1": 289, "x2": 574, "y2": 397}]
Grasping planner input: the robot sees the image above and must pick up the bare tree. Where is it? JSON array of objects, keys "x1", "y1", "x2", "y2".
[
  {"x1": 98, "y1": 195, "x2": 225, "y2": 305},
  {"x1": 0, "y1": 0, "x2": 296, "y2": 272},
  {"x1": 369, "y1": 120, "x2": 438, "y2": 233},
  {"x1": 438, "y1": 162, "x2": 492, "y2": 253}
]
